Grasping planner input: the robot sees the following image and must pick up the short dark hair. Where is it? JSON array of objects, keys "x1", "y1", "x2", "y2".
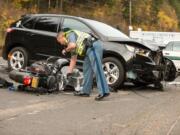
[{"x1": 57, "y1": 28, "x2": 71, "y2": 38}]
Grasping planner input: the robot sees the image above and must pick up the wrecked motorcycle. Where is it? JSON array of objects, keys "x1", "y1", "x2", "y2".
[{"x1": 9, "y1": 57, "x2": 83, "y2": 92}]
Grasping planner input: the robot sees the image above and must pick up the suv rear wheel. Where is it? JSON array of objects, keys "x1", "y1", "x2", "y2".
[
  {"x1": 8, "y1": 47, "x2": 28, "y2": 70},
  {"x1": 103, "y1": 57, "x2": 125, "y2": 89}
]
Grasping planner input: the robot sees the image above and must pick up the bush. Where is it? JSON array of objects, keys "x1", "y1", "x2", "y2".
[{"x1": 0, "y1": 31, "x2": 5, "y2": 49}]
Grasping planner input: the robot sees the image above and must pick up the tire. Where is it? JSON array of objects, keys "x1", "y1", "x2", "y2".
[
  {"x1": 8, "y1": 47, "x2": 28, "y2": 70},
  {"x1": 102, "y1": 57, "x2": 125, "y2": 89},
  {"x1": 56, "y1": 72, "x2": 65, "y2": 91}
]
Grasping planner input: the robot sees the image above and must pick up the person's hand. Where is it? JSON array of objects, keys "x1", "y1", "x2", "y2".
[{"x1": 62, "y1": 49, "x2": 67, "y2": 55}]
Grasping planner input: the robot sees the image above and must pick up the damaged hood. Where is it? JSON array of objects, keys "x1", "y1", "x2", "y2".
[{"x1": 106, "y1": 37, "x2": 160, "y2": 51}]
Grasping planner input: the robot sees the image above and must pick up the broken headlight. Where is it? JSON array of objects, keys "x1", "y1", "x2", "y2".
[{"x1": 126, "y1": 45, "x2": 150, "y2": 57}]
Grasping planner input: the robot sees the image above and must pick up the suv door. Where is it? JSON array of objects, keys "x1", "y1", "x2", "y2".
[
  {"x1": 21, "y1": 17, "x2": 38, "y2": 58},
  {"x1": 27, "y1": 16, "x2": 60, "y2": 59}
]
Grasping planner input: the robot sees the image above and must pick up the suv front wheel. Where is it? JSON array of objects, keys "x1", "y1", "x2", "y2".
[
  {"x1": 103, "y1": 57, "x2": 125, "y2": 89},
  {"x1": 8, "y1": 47, "x2": 28, "y2": 70}
]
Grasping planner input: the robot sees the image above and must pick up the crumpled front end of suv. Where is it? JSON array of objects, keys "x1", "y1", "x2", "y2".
[{"x1": 122, "y1": 40, "x2": 177, "y2": 87}]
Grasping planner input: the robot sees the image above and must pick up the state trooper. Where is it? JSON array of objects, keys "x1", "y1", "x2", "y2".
[{"x1": 57, "y1": 28, "x2": 110, "y2": 101}]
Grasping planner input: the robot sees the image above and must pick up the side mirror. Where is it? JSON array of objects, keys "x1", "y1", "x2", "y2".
[{"x1": 159, "y1": 46, "x2": 166, "y2": 50}]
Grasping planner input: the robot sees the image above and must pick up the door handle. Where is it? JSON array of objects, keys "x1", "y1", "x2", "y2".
[
  {"x1": 30, "y1": 33, "x2": 35, "y2": 36},
  {"x1": 27, "y1": 33, "x2": 35, "y2": 36}
]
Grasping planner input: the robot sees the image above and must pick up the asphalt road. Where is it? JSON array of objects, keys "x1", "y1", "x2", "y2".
[{"x1": 0, "y1": 58, "x2": 180, "y2": 135}]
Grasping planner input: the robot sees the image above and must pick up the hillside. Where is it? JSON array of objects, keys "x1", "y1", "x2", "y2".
[{"x1": 0, "y1": 0, "x2": 180, "y2": 35}]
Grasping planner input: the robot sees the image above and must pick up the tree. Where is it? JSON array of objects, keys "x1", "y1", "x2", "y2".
[{"x1": 157, "y1": 10, "x2": 178, "y2": 31}]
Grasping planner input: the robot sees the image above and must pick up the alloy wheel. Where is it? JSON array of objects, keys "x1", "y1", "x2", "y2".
[
  {"x1": 103, "y1": 62, "x2": 120, "y2": 85},
  {"x1": 9, "y1": 51, "x2": 25, "y2": 70}
]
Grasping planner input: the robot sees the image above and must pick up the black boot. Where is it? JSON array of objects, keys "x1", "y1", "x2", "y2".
[{"x1": 95, "y1": 93, "x2": 110, "y2": 101}]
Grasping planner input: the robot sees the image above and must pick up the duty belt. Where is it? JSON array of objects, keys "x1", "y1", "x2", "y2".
[{"x1": 84, "y1": 36, "x2": 97, "y2": 48}]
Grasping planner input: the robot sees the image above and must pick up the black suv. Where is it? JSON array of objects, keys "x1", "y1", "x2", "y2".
[{"x1": 2, "y1": 14, "x2": 177, "y2": 89}]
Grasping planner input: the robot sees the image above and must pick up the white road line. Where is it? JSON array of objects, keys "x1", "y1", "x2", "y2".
[{"x1": 167, "y1": 115, "x2": 180, "y2": 135}]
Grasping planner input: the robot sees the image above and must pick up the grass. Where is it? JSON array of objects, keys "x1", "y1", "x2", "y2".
[
  {"x1": 0, "y1": 37, "x2": 3, "y2": 49},
  {"x1": 0, "y1": 32, "x2": 5, "y2": 56},
  {"x1": 0, "y1": 33, "x2": 5, "y2": 48}
]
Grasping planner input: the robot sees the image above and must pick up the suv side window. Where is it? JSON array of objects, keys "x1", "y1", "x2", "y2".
[
  {"x1": 173, "y1": 42, "x2": 180, "y2": 51},
  {"x1": 23, "y1": 17, "x2": 36, "y2": 29},
  {"x1": 10, "y1": 16, "x2": 32, "y2": 28},
  {"x1": 34, "y1": 17, "x2": 59, "y2": 32},
  {"x1": 62, "y1": 18, "x2": 91, "y2": 33},
  {"x1": 165, "y1": 42, "x2": 173, "y2": 51}
]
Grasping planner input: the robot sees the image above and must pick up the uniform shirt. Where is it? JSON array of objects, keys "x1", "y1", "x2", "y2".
[{"x1": 66, "y1": 32, "x2": 78, "y2": 56}]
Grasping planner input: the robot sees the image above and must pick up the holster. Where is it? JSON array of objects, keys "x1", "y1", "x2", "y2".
[{"x1": 83, "y1": 36, "x2": 97, "y2": 54}]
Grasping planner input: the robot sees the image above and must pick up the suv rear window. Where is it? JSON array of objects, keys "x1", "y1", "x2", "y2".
[
  {"x1": 34, "y1": 17, "x2": 59, "y2": 32},
  {"x1": 22, "y1": 17, "x2": 36, "y2": 29},
  {"x1": 10, "y1": 15, "x2": 35, "y2": 28}
]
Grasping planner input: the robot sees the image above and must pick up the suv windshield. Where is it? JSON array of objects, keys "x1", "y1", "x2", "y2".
[
  {"x1": 173, "y1": 41, "x2": 180, "y2": 51},
  {"x1": 85, "y1": 19, "x2": 129, "y2": 39},
  {"x1": 165, "y1": 41, "x2": 180, "y2": 51}
]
